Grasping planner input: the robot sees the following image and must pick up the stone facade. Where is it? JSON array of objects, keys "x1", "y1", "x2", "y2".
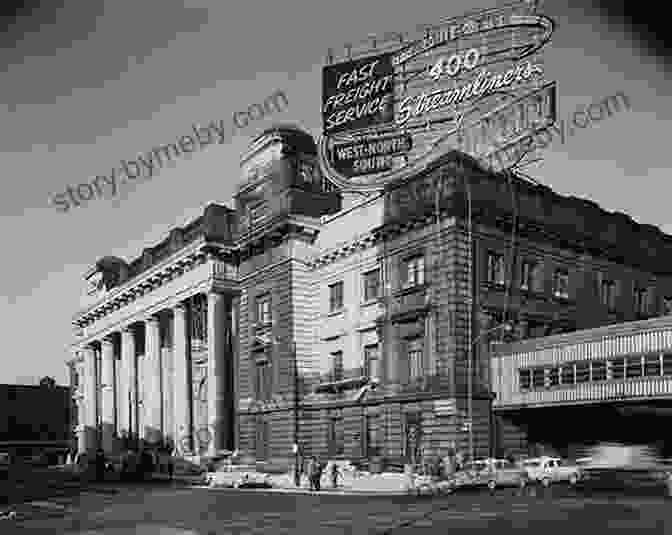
[{"x1": 69, "y1": 125, "x2": 672, "y2": 468}]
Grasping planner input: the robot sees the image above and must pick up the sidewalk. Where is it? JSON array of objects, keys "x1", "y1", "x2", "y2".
[{"x1": 206, "y1": 468, "x2": 443, "y2": 496}]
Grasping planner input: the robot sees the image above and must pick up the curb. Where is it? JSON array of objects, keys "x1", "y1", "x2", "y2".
[{"x1": 198, "y1": 485, "x2": 411, "y2": 496}]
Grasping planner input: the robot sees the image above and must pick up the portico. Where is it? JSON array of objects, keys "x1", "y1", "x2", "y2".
[{"x1": 69, "y1": 217, "x2": 239, "y2": 459}]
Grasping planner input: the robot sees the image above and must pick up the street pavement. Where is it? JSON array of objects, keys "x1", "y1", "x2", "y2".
[{"x1": 1, "y1": 483, "x2": 670, "y2": 534}]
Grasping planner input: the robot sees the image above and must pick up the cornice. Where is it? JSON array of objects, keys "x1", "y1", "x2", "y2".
[
  {"x1": 492, "y1": 313, "x2": 672, "y2": 357},
  {"x1": 308, "y1": 213, "x2": 456, "y2": 270},
  {"x1": 73, "y1": 239, "x2": 234, "y2": 329}
]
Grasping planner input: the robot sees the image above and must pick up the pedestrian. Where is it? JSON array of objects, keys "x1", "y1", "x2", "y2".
[
  {"x1": 167, "y1": 453, "x2": 174, "y2": 481},
  {"x1": 306, "y1": 456, "x2": 316, "y2": 491},
  {"x1": 95, "y1": 448, "x2": 106, "y2": 482},
  {"x1": 313, "y1": 458, "x2": 323, "y2": 492},
  {"x1": 330, "y1": 462, "x2": 340, "y2": 489}
]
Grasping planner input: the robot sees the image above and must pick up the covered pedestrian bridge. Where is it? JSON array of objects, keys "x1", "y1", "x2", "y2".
[{"x1": 490, "y1": 315, "x2": 672, "y2": 457}]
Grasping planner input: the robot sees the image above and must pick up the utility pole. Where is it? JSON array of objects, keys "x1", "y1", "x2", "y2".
[{"x1": 292, "y1": 341, "x2": 300, "y2": 487}]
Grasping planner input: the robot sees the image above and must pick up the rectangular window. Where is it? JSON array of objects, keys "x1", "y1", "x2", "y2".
[
  {"x1": 600, "y1": 279, "x2": 617, "y2": 311},
  {"x1": 255, "y1": 417, "x2": 269, "y2": 460},
  {"x1": 663, "y1": 353, "x2": 672, "y2": 375},
  {"x1": 634, "y1": 287, "x2": 649, "y2": 316},
  {"x1": 407, "y1": 338, "x2": 424, "y2": 381},
  {"x1": 520, "y1": 260, "x2": 536, "y2": 291},
  {"x1": 561, "y1": 365, "x2": 574, "y2": 385},
  {"x1": 644, "y1": 354, "x2": 661, "y2": 377},
  {"x1": 553, "y1": 269, "x2": 569, "y2": 299},
  {"x1": 664, "y1": 297, "x2": 672, "y2": 315},
  {"x1": 256, "y1": 293, "x2": 271, "y2": 326},
  {"x1": 364, "y1": 344, "x2": 380, "y2": 380},
  {"x1": 403, "y1": 255, "x2": 425, "y2": 288},
  {"x1": 329, "y1": 281, "x2": 344, "y2": 313},
  {"x1": 611, "y1": 357, "x2": 625, "y2": 380},
  {"x1": 548, "y1": 367, "x2": 560, "y2": 386},
  {"x1": 575, "y1": 362, "x2": 590, "y2": 383},
  {"x1": 364, "y1": 414, "x2": 382, "y2": 457},
  {"x1": 362, "y1": 268, "x2": 381, "y2": 302},
  {"x1": 255, "y1": 359, "x2": 272, "y2": 401},
  {"x1": 532, "y1": 367, "x2": 545, "y2": 389},
  {"x1": 592, "y1": 360, "x2": 607, "y2": 382},
  {"x1": 328, "y1": 415, "x2": 345, "y2": 456},
  {"x1": 487, "y1": 252, "x2": 505, "y2": 286},
  {"x1": 519, "y1": 369, "x2": 531, "y2": 390},
  {"x1": 330, "y1": 351, "x2": 343, "y2": 382},
  {"x1": 626, "y1": 356, "x2": 643, "y2": 378}
]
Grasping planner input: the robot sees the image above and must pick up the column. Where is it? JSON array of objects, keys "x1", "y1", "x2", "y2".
[
  {"x1": 121, "y1": 327, "x2": 136, "y2": 446},
  {"x1": 83, "y1": 345, "x2": 98, "y2": 453},
  {"x1": 207, "y1": 291, "x2": 231, "y2": 455},
  {"x1": 76, "y1": 400, "x2": 86, "y2": 455},
  {"x1": 100, "y1": 337, "x2": 116, "y2": 454},
  {"x1": 173, "y1": 302, "x2": 193, "y2": 454},
  {"x1": 231, "y1": 295, "x2": 239, "y2": 452},
  {"x1": 145, "y1": 316, "x2": 162, "y2": 445}
]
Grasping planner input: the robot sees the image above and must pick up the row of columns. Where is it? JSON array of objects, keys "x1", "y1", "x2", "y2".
[{"x1": 77, "y1": 291, "x2": 236, "y2": 458}]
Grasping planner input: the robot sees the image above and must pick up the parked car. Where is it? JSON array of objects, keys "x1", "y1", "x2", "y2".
[
  {"x1": 521, "y1": 457, "x2": 580, "y2": 487},
  {"x1": 447, "y1": 458, "x2": 527, "y2": 491}
]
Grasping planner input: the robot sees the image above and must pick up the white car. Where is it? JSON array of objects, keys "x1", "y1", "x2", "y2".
[{"x1": 522, "y1": 457, "x2": 580, "y2": 487}]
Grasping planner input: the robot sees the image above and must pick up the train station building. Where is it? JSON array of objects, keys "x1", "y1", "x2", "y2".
[
  {"x1": 67, "y1": 1, "x2": 672, "y2": 468},
  {"x1": 68, "y1": 124, "x2": 672, "y2": 468}
]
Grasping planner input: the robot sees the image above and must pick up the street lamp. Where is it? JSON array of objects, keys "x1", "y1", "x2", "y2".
[{"x1": 467, "y1": 322, "x2": 512, "y2": 462}]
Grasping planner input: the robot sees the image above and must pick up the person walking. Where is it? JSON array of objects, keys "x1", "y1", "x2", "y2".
[
  {"x1": 313, "y1": 458, "x2": 323, "y2": 492},
  {"x1": 167, "y1": 453, "x2": 174, "y2": 482},
  {"x1": 95, "y1": 448, "x2": 106, "y2": 483},
  {"x1": 306, "y1": 456, "x2": 316, "y2": 491},
  {"x1": 330, "y1": 462, "x2": 340, "y2": 489}
]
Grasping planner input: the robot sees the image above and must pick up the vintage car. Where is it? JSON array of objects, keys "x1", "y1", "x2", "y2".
[
  {"x1": 521, "y1": 456, "x2": 580, "y2": 486},
  {"x1": 448, "y1": 458, "x2": 528, "y2": 491}
]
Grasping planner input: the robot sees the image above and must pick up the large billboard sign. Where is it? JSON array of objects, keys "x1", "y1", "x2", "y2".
[
  {"x1": 318, "y1": 1, "x2": 556, "y2": 192},
  {"x1": 322, "y1": 52, "x2": 395, "y2": 136}
]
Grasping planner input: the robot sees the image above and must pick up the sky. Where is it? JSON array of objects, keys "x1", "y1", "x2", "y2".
[{"x1": 0, "y1": 0, "x2": 670, "y2": 386}]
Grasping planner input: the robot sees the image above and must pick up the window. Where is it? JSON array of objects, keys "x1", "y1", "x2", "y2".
[
  {"x1": 407, "y1": 338, "x2": 424, "y2": 381},
  {"x1": 330, "y1": 351, "x2": 343, "y2": 382},
  {"x1": 626, "y1": 356, "x2": 643, "y2": 378},
  {"x1": 364, "y1": 414, "x2": 382, "y2": 457},
  {"x1": 575, "y1": 362, "x2": 590, "y2": 383},
  {"x1": 611, "y1": 357, "x2": 625, "y2": 380},
  {"x1": 255, "y1": 359, "x2": 272, "y2": 401},
  {"x1": 329, "y1": 281, "x2": 344, "y2": 313},
  {"x1": 402, "y1": 255, "x2": 425, "y2": 288},
  {"x1": 548, "y1": 367, "x2": 560, "y2": 386},
  {"x1": 532, "y1": 367, "x2": 545, "y2": 388},
  {"x1": 644, "y1": 354, "x2": 661, "y2": 377},
  {"x1": 561, "y1": 365, "x2": 574, "y2": 385},
  {"x1": 634, "y1": 287, "x2": 649, "y2": 316},
  {"x1": 487, "y1": 252, "x2": 505, "y2": 286},
  {"x1": 663, "y1": 353, "x2": 672, "y2": 375},
  {"x1": 600, "y1": 279, "x2": 617, "y2": 311},
  {"x1": 664, "y1": 297, "x2": 672, "y2": 315},
  {"x1": 256, "y1": 293, "x2": 271, "y2": 326},
  {"x1": 362, "y1": 268, "x2": 381, "y2": 301},
  {"x1": 520, "y1": 260, "x2": 539, "y2": 291},
  {"x1": 519, "y1": 369, "x2": 531, "y2": 390},
  {"x1": 553, "y1": 269, "x2": 569, "y2": 299},
  {"x1": 328, "y1": 414, "x2": 345, "y2": 456},
  {"x1": 592, "y1": 361, "x2": 607, "y2": 382},
  {"x1": 364, "y1": 344, "x2": 380, "y2": 379},
  {"x1": 255, "y1": 417, "x2": 269, "y2": 460}
]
